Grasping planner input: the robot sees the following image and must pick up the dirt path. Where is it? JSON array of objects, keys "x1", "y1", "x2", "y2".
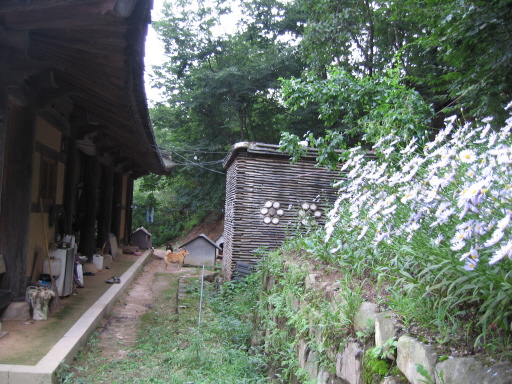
[{"x1": 95, "y1": 252, "x2": 195, "y2": 361}]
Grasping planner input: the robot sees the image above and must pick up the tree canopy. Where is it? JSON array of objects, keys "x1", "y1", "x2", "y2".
[{"x1": 136, "y1": 0, "x2": 512, "y2": 245}]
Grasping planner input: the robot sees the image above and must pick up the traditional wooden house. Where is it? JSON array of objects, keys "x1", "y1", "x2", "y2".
[
  {"x1": 0, "y1": 0, "x2": 171, "y2": 305},
  {"x1": 222, "y1": 142, "x2": 342, "y2": 279},
  {"x1": 182, "y1": 234, "x2": 221, "y2": 267}
]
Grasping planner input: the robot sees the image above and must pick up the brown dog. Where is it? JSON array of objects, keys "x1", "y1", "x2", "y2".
[{"x1": 164, "y1": 248, "x2": 189, "y2": 270}]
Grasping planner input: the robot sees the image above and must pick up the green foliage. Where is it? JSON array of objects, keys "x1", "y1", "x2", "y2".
[
  {"x1": 280, "y1": 107, "x2": 512, "y2": 360},
  {"x1": 281, "y1": 67, "x2": 433, "y2": 149},
  {"x1": 368, "y1": 337, "x2": 398, "y2": 361},
  {"x1": 412, "y1": 0, "x2": 512, "y2": 124},
  {"x1": 363, "y1": 350, "x2": 391, "y2": 384},
  {"x1": 144, "y1": 0, "x2": 512, "y2": 246},
  {"x1": 152, "y1": 0, "x2": 311, "y2": 144},
  {"x1": 67, "y1": 273, "x2": 267, "y2": 383},
  {"x1": 294, "y1": 0, "x2": 512, "y2": 123},
  {"x1": 416, "y1": 364, "x2": 435, "y2": 384}
]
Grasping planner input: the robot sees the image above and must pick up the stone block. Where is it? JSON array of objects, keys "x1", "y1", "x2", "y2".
[
  {"x1": 482, "y1": 362, "x2": 512, "y2": 384},
  {"x1": 1, "y1": 301, "x2": 30, "y2": 321},
  {"x1": 286, "y1": 291, "x2": 300, "y2": 311},
  {"x1": 397, "y1": 335, "x2": 437, "y2": 384},
  {"x1": 309, "y1": 325, "x2": 326, "y2": 353},
  {"x1": 317, "y1": 367, "x2": 330, "y2": 384},
  {"x1": 354, "y1": 302, "x2": 377, "y2": 331},
  {"x1": 306, "y1": 350, "x2": 319, "y2": 380},
  {"x1": 375, "y1": 311, "x2": 397, "y2": 347},
  {"x1": 305, "y1": 273, "x2": 318, "y2": 290},
  {"x1": 380, "y1": 376, "x2": 404, "y2": 384},
  {"x1": 435, "y1": 358, "x2": 512, "y2": 384},
  {"x1": 435, "y1": 357, "x2": 486, "y2": 384},
  {"x1": 336, "y1": 341, "x2": 363, "y2": 384},
  {"x1": 298, "y1": 338, "x2": 308, "y2": 369}
]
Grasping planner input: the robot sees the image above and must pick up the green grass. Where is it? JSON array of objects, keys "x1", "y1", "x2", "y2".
[{"x1": 59, "y1": 272, "x2": 267, "y2": 383}]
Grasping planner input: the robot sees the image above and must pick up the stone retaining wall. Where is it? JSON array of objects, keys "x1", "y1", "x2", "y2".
[{"x1": 258, "y1": 269, "x2": 512, "y2": 384}]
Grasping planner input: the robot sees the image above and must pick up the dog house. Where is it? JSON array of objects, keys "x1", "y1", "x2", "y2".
[
  {"x1": 131, "y1": 227, "x2": 153, "y2": 250},
  {"x1": 182, "y1": 234, "x2": 221, "y2": 267},
  {"x1": 222, "y1": 142, "x2": 342, "y2": 279}
]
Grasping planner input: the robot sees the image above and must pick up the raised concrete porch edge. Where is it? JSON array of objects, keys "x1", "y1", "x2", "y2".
[{"x1": 0, "y1": 249, "x2": 153, "y2": 384}]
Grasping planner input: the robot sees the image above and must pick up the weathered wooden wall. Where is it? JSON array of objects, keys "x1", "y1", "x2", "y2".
[{"x1": 223, "y1": 147, "x2": 342, "y2": 280}]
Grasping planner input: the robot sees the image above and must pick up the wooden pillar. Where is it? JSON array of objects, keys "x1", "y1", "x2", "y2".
[
  {"x1": 124, "y1": 177, "x2": 134, "y2": 244},
  {"x1": 97, "y1": 164, "x2": 113, "y2": 252},
  {"x1": 0, "y1": 87, "x2": 7, "y2": 216},
  {"x1": 62, "y1": 131, "x2": 77, "y2": 234},
  {"x1": 78, "y1": 153, "x2": 99, "y2": 260},
  {"x1": 0, "y1": 97, "x2": 36, "y2": 299},
  {"x1": 111, "y1": 172, "x2": 123, "y2": 240}
]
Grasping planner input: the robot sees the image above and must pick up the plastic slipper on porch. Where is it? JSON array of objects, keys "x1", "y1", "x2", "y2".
[{"x1": 105, "y1": 276, "x2": 121, "y2": 284}]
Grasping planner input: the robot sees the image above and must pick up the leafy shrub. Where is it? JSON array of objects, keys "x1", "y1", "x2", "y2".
[{"x1": 281, "y1": 102, "x2": 512, "y2": 357}]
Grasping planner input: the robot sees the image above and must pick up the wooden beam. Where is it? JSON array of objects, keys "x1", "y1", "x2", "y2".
[
  {"x1": 0, "y1": 95, "x2": 36, "y2": 299},
  {"x1": 0, "y1": 28, "x2": 29, "y2": 49},
  {"x1": 62, "y1": 129, "x2": 77, "y2": 234},
  {"x1": 0, "y1": 86, "x2": 7, "y2": 215},
  {"x1": 78, "y1": 153, "x2": 99, "y2": 260},
  {"x1": 0, "y1": 2, "x2": 119, "y2": 30},
  {"x1": 124, "y1": 177, "x2": 134, "y2": 245},
  {"x1": 97, "y1": 164, "x2": 113, "y2": 253},
  {"x1": 111, "y1": 171, "x2": 123, "y2": 240}
]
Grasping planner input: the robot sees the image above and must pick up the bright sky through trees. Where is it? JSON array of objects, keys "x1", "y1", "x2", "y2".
[{"x1": 144, "y1": 0, "x2": 244, "y2": 105}]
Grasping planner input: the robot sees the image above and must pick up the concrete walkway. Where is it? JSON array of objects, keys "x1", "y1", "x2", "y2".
[{"x1": 0, "y1": 249, "x2": 153, "y2": 384}]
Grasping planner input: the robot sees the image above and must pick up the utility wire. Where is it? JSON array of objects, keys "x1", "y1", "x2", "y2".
[
  {"x1": 157, "y1": 143, "x2": 228, "y2": 154},
  {"x1": 172, "y1": 151, "x2": 225, "y2": 175}
]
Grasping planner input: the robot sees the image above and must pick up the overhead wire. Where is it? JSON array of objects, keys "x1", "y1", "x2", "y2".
[
  {"x1": 149, "y1": 143, "x2": 227, "y2": 174},
  {"x1": 170, "y1": 150, "x2": 226, "y2": 175}
]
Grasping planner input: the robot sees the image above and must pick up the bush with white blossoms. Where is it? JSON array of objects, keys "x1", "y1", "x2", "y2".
[{"x1": 322, "y1": 102, "x2": 512, "y2": 337}]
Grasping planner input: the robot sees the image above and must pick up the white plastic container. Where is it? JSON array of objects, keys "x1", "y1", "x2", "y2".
[
  {"x1": 92, "y1": 254, "x2": 104, "y2": 270},
  {"x1": 43, "y1": 258, "x2": 62, "y2": 277}
]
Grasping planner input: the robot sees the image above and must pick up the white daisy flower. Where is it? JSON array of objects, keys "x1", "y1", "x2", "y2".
[
  {"x1": 489, "y1": 240, "x2": 512, "y2": 265},
  {"x1": 381, "y1": 205, "x2": 397, "y2": 216},
  {"x1": 483, "y1": 228, "x2": 504, "y2": 248},
  {"x1": 373, "y1": 231, "x2": 390, "y2": 245},
  {"x1": 497, "y1": 214, "x2": 511, "y2": 231},
  {"x1": 400, "y1": 137, "x2": 418, "y2": 155},
  {"x1": 451, "y1": 230, "x2": 467, "y2": 244},
  {"x1": 379, "y1": 145, "x2": 394, "y2": 157},
  {"x1": 458, "y1": 149, "x2": 478, "y2": 163},
  {"x1": 460, "y1": 247, "x2": 479, "y2": 262},
  {"x1": 464, "y1": 258, "x2": 479, "y2": 271},
  {"x1": 330, "y1": 240, "x2": 343, "y2": 253},
  {"x1": 451, "y1": 241, "x2": 466, "y2": 251},
  {"x1": 488, "y1": 132, "x2": 498, "y2": 147},
  {"x1": 473, "y1": 221, "x2": 487, "y2": 236},
  {"x1": 357, "y1": 225, "x2": 369, "y2": 240}
]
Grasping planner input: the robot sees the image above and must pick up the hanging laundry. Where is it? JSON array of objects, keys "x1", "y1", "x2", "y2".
[{"x1": 146, "y1": 206, "x2": 154, "y2": 223}]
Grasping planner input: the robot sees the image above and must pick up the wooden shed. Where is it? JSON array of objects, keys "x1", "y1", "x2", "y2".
[
  {"x1": 222, "y1": 142, "x2": 342, "y2": 280},
  {"x1": 182, "y1": 234, "x2": 221, "y2": 267},
  {"x1": 131, "y1": 227, "x2": 153, "y2": 250}
]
